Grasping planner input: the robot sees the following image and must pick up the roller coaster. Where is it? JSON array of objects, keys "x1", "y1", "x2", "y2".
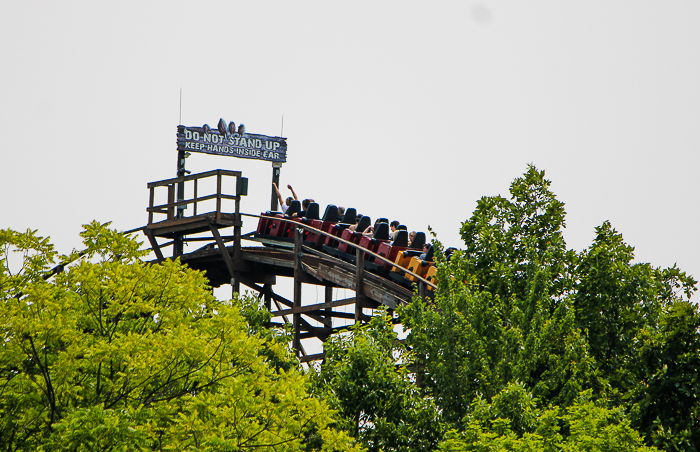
[{"x1": 133, "y1": 169, "x2": 437, "y2": 362}]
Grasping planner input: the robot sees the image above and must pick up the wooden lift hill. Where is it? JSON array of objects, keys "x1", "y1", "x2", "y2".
[{"x1": 136, "y1": 121, "x2": 436, "y2": 362}]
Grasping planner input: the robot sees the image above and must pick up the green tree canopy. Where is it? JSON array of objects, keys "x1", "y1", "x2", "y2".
[
  {"x1": 4, "y1": 165, "x2": 697, "y2": 452},
  {"x1": 439, "y1": 384, "x2": 656, "y2": 452},
  {"x1": 313, "y1": 313, "x2": 441, "y2": 452},
  {"x1": 0, "y1": 222, "x2": 359, "y2": 451},
  {"x1": 396, "y1": 165, "x2": 697, "y2": 451},
  {"x1": 403, "y1": 166, "x2": 598, "y2": 427}
]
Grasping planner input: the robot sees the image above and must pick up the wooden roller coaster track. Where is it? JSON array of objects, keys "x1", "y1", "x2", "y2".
[{"x1": 130, "y1": 169, "x2": 435, "y2": 362}]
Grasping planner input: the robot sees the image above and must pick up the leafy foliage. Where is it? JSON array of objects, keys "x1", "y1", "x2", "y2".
[
  {"x1": 574, "y1": 221, "x2": 694, "y2": 385},
  {"x1": 396, "y1": 165, "x2": 697, "y2": 451},
  {"x1": 631, "y1": 300, "x2": 700, "y2": 450},
  {"x1": 0, "y1": 222, "x2": 359, "y2": 451},
  {"x1": 314, "y1": 314, "x2": 441, "y2": 452},
  {"x1": 4, "y1": 164, "x2": 697, "y2": 452},
  {"x1": 439, "y1": 385, "x2": 656, "y2": 452},
  {"x1": 458, "y1": 165, "x2": 574, "y2": 301},
  {"x1": 403, "y1": 166, "x2": 598, "y2": 427},
  {"x1": 573, "y1": 221, "x2": 699, "y2": 450}
]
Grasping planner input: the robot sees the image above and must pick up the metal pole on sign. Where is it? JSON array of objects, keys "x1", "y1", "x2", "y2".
[
  {"x1": 271, "y1": 162, "x2": 282, "y2": 212},
  {"x1": 174, "y1": 149, "x2": 186, "y2": 256}
]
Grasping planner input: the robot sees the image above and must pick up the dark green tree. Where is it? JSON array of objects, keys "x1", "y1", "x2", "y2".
[
  {"x1": 314, "y1": 313, "x2": 442, "y2": 452},
  {"x1": 573, "y1": 221, "x2": 694, "y2": 387},
  {"x1": 403, "y1": 166, "x2": 598, "y2": 427},
  {"x1": 400, "y1": 165, "x2": 697, "y2": 451},
  {"x1": 631, "y1": 300, "x2": 700, "y2": 451},
  {"x1": 573, "y1": 221, "x2": 698, "y2": 451},
  {"x1": 459, "y1": 164, "x2": 575, "y2": 301}
]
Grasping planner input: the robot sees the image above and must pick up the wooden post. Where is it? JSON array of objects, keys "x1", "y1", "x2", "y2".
[
  {"x1": 325, "y1": 285, "x2": 333, "y2": 335},
  {"x1": 264, "y1": 283, "x2": 272, "y2": 312},
  {"x1": 418, "y1": 281, "x2": 427, "y2": 301},
  {"x1": 148, "y1": 187, "x2": 155, "y2": 225},
  {"x1": 216, "y1": 172, "x2": 222, "y2": 224},
  {"x1": 355, "y1": 247, "x2": 364, "y2": 324},
  {"x1": 293, "y1": 228, "x2": 303, "y2": 356},
  {"x1": 232, "y1": 173, "x2": 244, "y2": 296},
  {"x1": 193, "y1": 179, "x2": 198, "y2": 216},
  {"x1": 234, "y1": 193, "x2": 242, "y2": 261},
  {"x1": 167, "y1": 185, "x2": 175, "y2": 220}
]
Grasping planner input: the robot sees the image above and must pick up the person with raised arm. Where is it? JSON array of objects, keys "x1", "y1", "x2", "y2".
[{"x1": 273, "y1": 183, "x2": 299, "y2": 214}]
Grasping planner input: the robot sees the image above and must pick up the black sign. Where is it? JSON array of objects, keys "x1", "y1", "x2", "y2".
[{"x1": 177, "y1": 124, "x2": 287, "y2": 163}]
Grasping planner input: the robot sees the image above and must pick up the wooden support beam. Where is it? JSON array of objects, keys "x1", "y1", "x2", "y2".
[
  {"x1": 418, "y1": 281, "x2": 427, "y2": 301},
  {"x1": 264, "y1": 283, "x2": 271, "y2": 312},
  {"x1": 167, "y1": 184, "x2": 175, "y2": 220},
  {"x1": 242, "y1": 251, "x2": 295, "y2": 268},
  {"x1": 300, "y1": 262, "x2": 325, "y2": 285},
  {"x1": 237, "y1": 279, "x2": 291, "y2": 328},
  {"x1": 299, "y1": 332, "x2": 324, "y2": 340},
  {"x1": 298, "y1": 316, "x2": 331, "y2": 341},
  {"x1": 233, "y1": 194, "x2": 241, "y2": 262},
  {"x1": 238, "y1": 278, "x2": 294, "y2": 310},
  {"x1": 355, "y1": 248, "x2": 365, "y2": 324},
  {"x1": 293, "y1": 228, "x2": 303, "y2": 356},
  {"x1": 209, "y1": 221, "x2": 239, "y2": 294},
  {"x1": 216, "y1": 172, "x2": 222, "y2": 224},
  {"x1": 148, "y1": 187, "x2": 155, "y2": 224},
  {"x1": 144, "y1": 229, "x2": 165, "y2": 263},
  {"x1": 325, "y1": 285, "x2": 334, "y2": 333},
  {"x1": 322, "y1": 311, "x2": 372, "y2": 322},
  {"x1": 271, "y1": 307, "x2": 331, "y2": 327}
]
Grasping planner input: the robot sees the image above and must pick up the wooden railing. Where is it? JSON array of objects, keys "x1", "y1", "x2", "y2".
[{"x1": 146, "y1": 169, "x2": 243, "y2": 225}]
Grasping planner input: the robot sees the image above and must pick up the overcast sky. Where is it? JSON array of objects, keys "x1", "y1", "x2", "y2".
[{"x1": 2, "y1": 1, "x2": 699, "y2": 286}]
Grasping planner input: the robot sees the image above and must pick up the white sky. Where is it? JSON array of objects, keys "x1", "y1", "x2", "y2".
[{"x1": 2, "y1": 1, "x2": 699, "y2": 287}]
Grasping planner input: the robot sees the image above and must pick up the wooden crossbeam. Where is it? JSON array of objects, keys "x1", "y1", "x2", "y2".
[
  {"x1": 271, "y1": 297, "x2": 356, "y2": 317},
  {"x1": 299, "y1": 353, "x2": 326, "y2": 363}
]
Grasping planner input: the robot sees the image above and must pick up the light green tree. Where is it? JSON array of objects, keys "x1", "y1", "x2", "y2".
[{"x1": 0, "y1": 222, "x2": 360, "y2": 451}]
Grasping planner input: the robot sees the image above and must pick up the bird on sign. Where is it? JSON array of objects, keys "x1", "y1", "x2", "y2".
[{"x1": 217, "y1": 118, "x2": 227, "y2": 136}]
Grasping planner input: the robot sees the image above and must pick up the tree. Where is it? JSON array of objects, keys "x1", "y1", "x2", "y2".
[
  {"x1": 400, "y1": 165, "x2": 697, "y2": 451},
  {"x1": 0, "y1": 223, "x2": 359, "y2": 451},
  {"x1": 314, "y1": 313, "x2": 442, "y2": 452},
  {"x1": 402, "y1": 166, "x2": 598, "y2": 427},
  {"x1": 573, "y1": 221, "x2": 695, "y2": 387},
  {"x1": 458, "y1": 164, "x2": 575, "y2": 301},
  {"x1": 439, "y1": 384, "x2": 656, "y2": 452},
  {"x1": 573, "y1": 221, "x2": 699, "y2": 451},
  {"x1": 630, "y1": 300, "x2": 700, "y2": 451}
]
